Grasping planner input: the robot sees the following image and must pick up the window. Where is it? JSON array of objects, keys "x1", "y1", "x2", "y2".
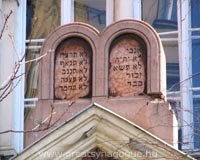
[
  {"x1": 142, "y1": 0, "x2": 179, "y2": 92},
  {"x1": 74, "y1": 0, "x2": 106, "y2": 31},
  {"x1": 25, "y1": 0, "x2": 61, "y2": 107},
  {"x1": 191, "y1": 0, "x2": 200, "y2": 149},
  {"x1": 143, "y1": 0, "x2": 200, "y2": 151}
]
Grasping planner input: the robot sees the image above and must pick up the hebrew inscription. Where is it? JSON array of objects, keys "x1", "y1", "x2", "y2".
[
  {"x1": 109, "y1": 34, "x2": 146, "y2": 97},
  {"x1": 55, "y1": 37, "x2": 92, "y2": 100}
]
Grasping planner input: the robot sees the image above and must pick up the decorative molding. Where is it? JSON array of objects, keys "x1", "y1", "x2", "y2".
[{"x1": 13, "y1": 103, "x2": 193, "y2": 160}]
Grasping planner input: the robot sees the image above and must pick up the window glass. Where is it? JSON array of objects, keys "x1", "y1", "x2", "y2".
[
  {"x1": 25, "y1": 0, "x2": 61, "y2": 105},
  {"x1": 142, "y1": 1, "x2": 182, "y2": 149},
  {"x1": 193, "y1": 98, "x2": 200, "y2": 149},
  {"x1": 74, "y1": 0, "x2": 106, "y2": 31},
  {"x1": 142, "y1": 0, "x2": 179, "y2": 91},
  {"x1": 191, "y1": 0, "x2": 200, "y2": 88},
  {"x1": 142, "y1": 0, "x2": 177, "y2": 30},
  {"x1": 191, "y1": 0, "x2": 200, "y2": 149},
  {"x1": 143, "y1": 0, "x2": 200, "y2": 150},
  {"x1": 26, "y1": 0, "x2": 60, "y2": 39}
]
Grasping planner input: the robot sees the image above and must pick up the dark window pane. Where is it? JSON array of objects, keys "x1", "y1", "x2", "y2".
[
  {"x1": 74, "y1": 0, "x2": 106, "y2": 31},
  {"x1": 25, "y1": 0, "x2": 61, "y2": 100},
  {"x1": 26, "y1": 0, "x2": 60, "y2": 39}
]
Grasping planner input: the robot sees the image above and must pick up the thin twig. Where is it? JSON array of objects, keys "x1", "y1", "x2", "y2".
[
  {"x1": 0, "y1": 101, "x2": 75, "y2": 134},
  {"x1": 0, "y1": 10, "x2": 13, "y2": 39},
  {"x1": 167, "y1": 72, "x2": 200, "y2": 91}
]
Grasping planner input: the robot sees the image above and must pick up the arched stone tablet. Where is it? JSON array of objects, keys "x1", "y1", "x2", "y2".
[
  {"x1": 109, "y1": 34, "x2": 147, "y2": 97},
  {"x1": 54, "y1": 37, "x2": 92, "y2": 100},
  {"x1": 39, "y1": 23, "x2": 99, "y2": 100},
  {"x1": 99, "y1": 19, "x2": 166, "y2": 98},
  {"x1": 39, "y1": 20, "x2": 166, "y2": 101}
]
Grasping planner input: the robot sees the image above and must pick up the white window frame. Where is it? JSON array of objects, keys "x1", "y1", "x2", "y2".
[
  {"x1": 13, "y1": 0, "x2": 26, "y2": 153},
  {"x1": 61, "y1": 0, "x2": 74, "y2": 25},
  {"x1": 177, "y1": 0, "x2": 194, "y2": 150},
  {"x1": 133, "y1": 0, "x2": 142, "y2": 20}
]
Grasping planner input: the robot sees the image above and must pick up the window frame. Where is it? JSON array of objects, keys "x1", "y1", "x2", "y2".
[{"x1": 14, "y1": 0, "x2": 26, "y2": 153}]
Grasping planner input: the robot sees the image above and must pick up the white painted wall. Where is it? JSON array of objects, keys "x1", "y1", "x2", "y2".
[
  {"x1": 0, "y1": 0, "x2": 16, "y2": 155},
  {"x1": 0, "y1": 0, "x2": 25, "y2": 155}
]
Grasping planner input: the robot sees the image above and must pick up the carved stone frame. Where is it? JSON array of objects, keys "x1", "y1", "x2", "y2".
[
  {"x1": 99, "y1": 20, "x2": 166, "y2": 97},
  {"x1": 39, "y1": 23, "x2": 99, "y2": 100},
  {"x1": 39, "y1": 20, "x2": 166, "y2": 101}
]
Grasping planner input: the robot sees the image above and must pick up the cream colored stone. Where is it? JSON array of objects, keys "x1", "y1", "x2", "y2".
[{"x1": 14, "y1": 104, "x2": 193, "y2": 160}]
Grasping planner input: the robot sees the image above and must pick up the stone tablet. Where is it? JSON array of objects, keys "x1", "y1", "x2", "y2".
[
  {"x1": 109, "y1": 34, "x2": 146, "y2": 97},
  {"x1": 38, "y1": 20, "x2": 166, "y2": 100},
  {"x1": 54, "y1": 37, "x2": 92, "y2": 100}
]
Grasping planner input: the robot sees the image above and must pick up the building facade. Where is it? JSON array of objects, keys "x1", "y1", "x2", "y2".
[{"x1": 0, "y1": 0, "x2": 200, "y2": 159}]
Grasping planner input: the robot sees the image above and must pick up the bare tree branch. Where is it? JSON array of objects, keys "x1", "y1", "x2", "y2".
[
  {"x1": 0, "y1": 101, "x2": 75, "y2": 134},
  {"x1": 0, "y1": 10, "x2": 12, "y2": 39},
  {"x1": 167, "y1": 72, "x2": 200, "y2": 92},
  {"x1": 0, "y1": 49, "x2": 52, "y2": 102}
]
